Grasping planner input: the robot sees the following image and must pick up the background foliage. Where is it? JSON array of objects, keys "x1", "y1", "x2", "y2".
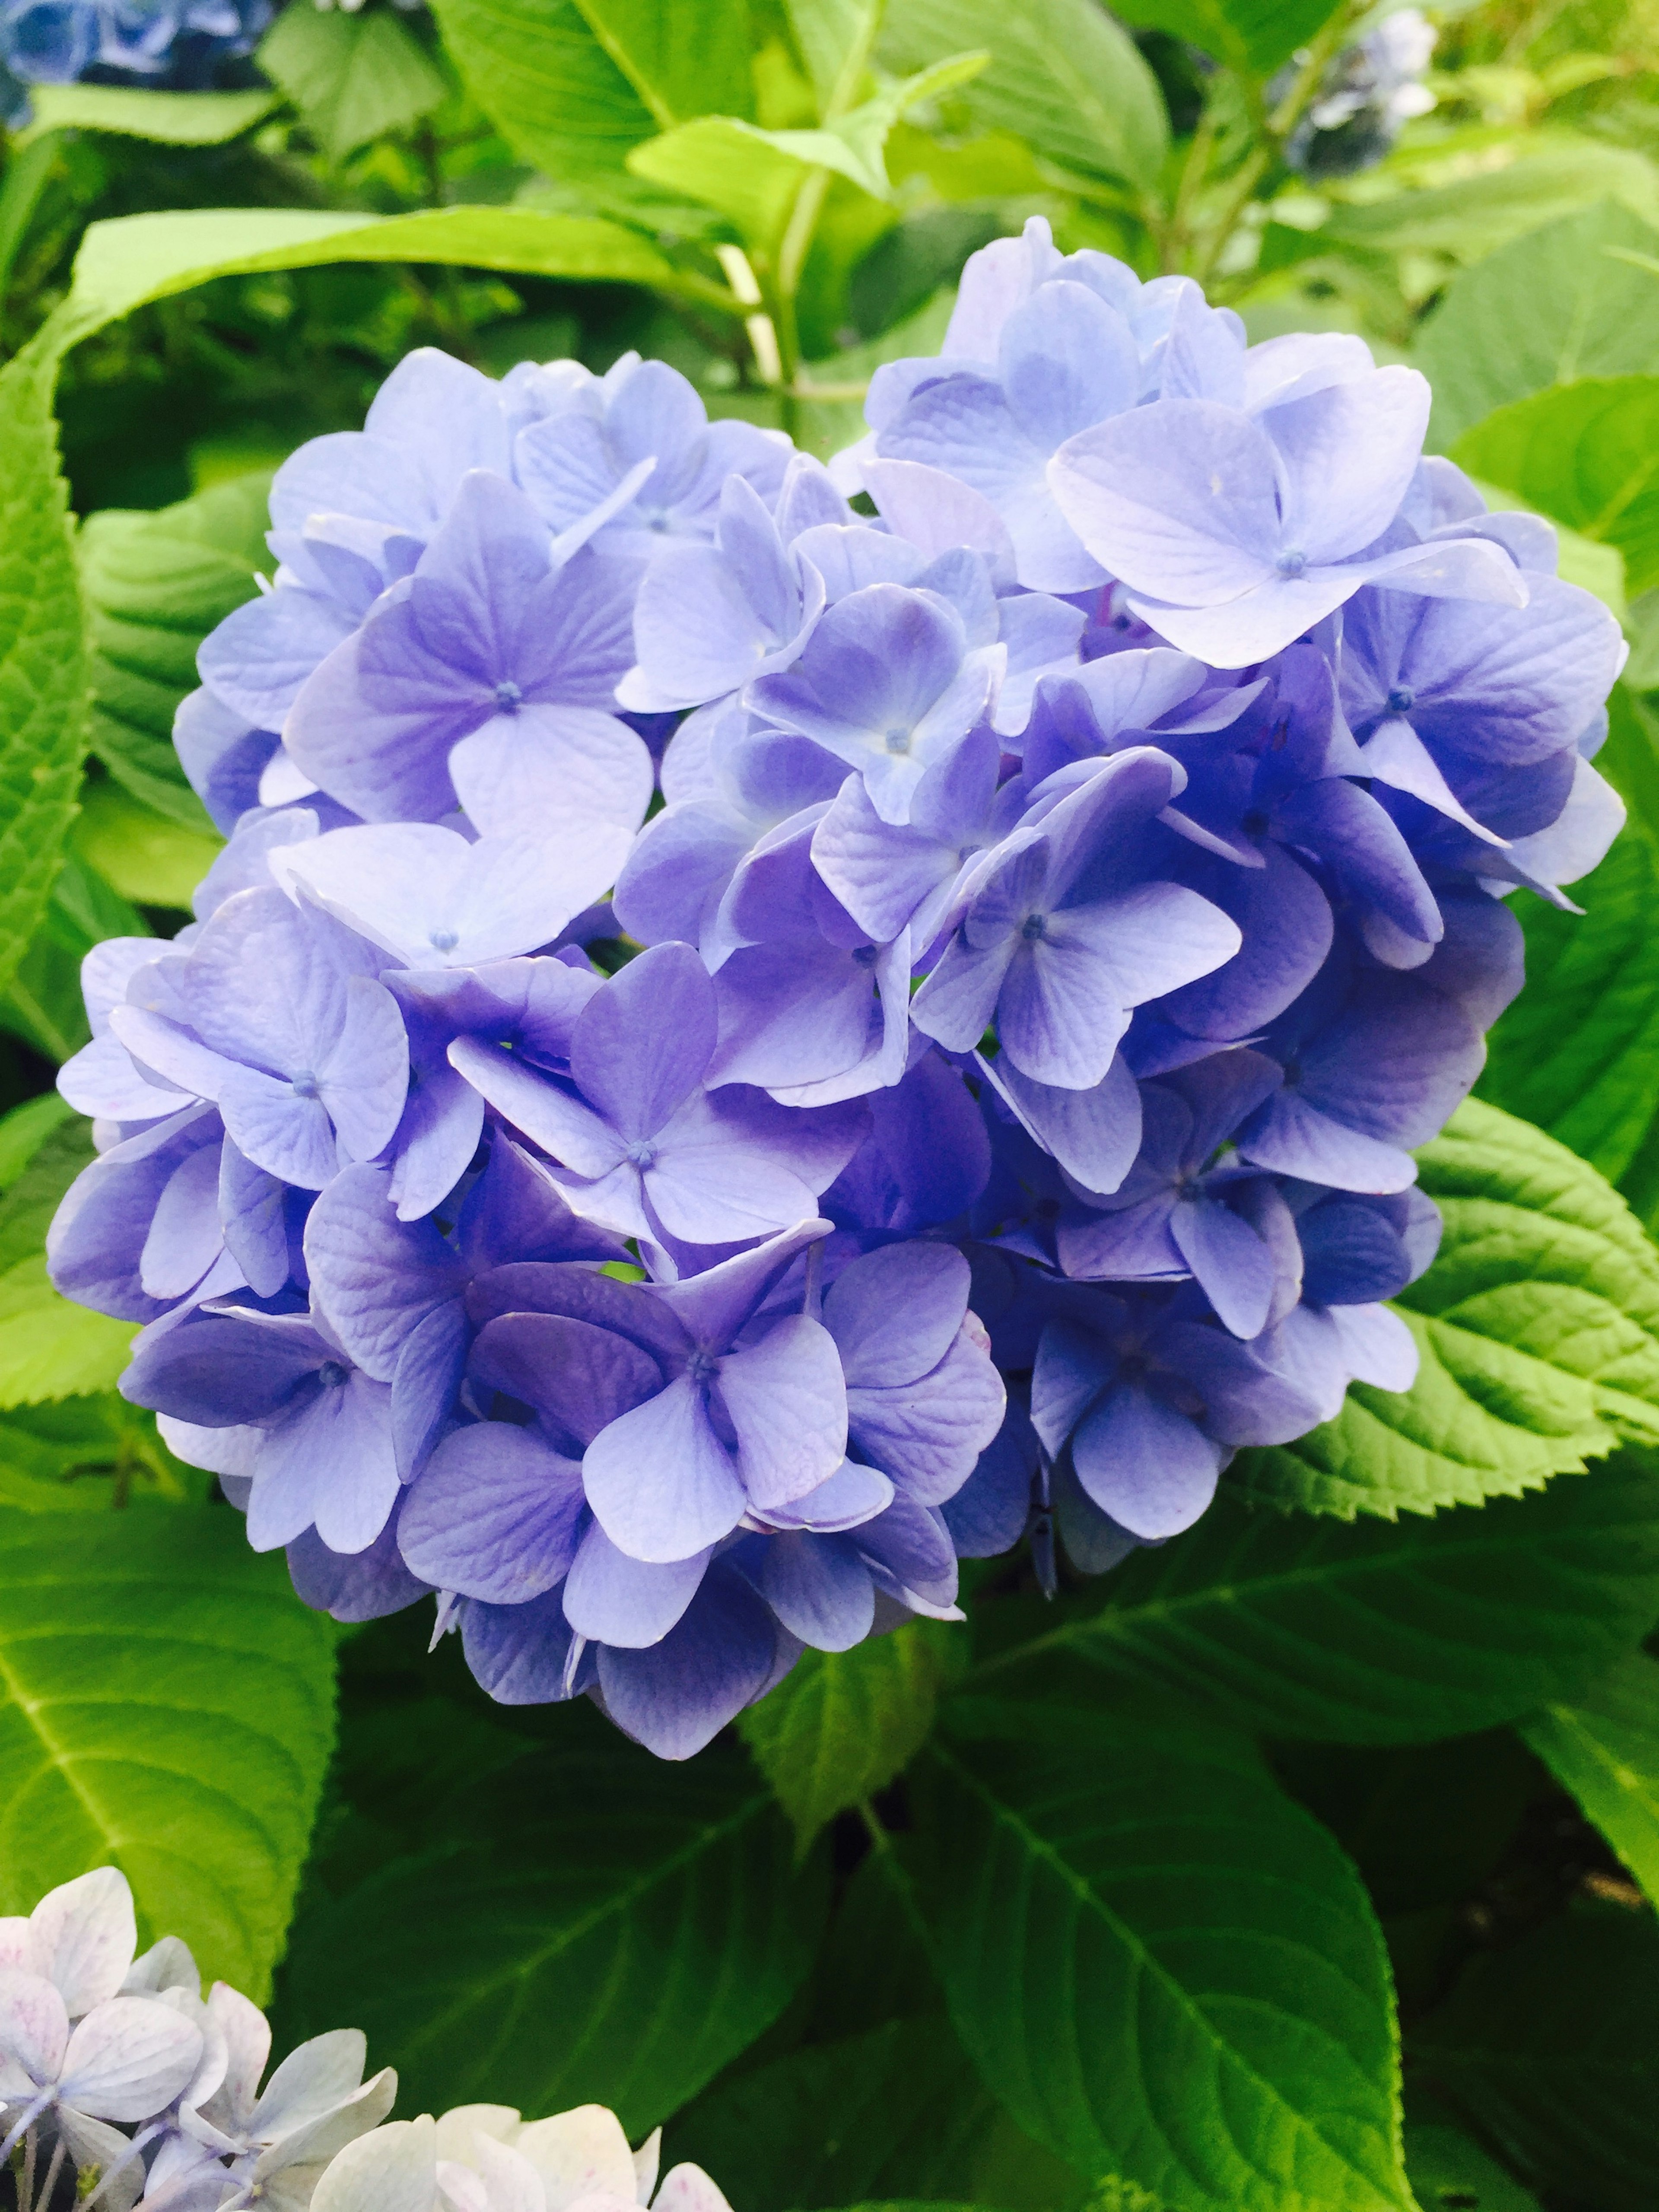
[{"x1": 3, "y1": 3, "x2": 1659, "y2": 2210}]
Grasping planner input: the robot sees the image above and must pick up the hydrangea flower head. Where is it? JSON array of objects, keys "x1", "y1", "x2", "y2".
[{"x1": 47, "y1": 224, "x2": 1626, "y2": 1750}]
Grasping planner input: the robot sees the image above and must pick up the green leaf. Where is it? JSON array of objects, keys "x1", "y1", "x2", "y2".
[
  {"x1": 1107, "y1": 0, "x2": 1340, "y2": 79},
  {"x1": 970, "y1": 1449, "x2": 1659, "y2": 1745},
  {"x1": 60, "y1": 205, "x2": 703, "y2": 350},
  {"x1": 279, "y1": 1714, "x2": 829, "y2": 2132},
  {"x1": 672, "y1": 2015, "x2": 1086, "y2": 2211},
  {"x1": 879, "y1": 0, "x2": 1168, "y2": 194},
  {"x1": 0, "y1": 1093, "x2": 72, "y2": 1191},
  {"x1": 0, "y1": 1116, "x2": 136, "y2": 1406},
  {"x1": 568, "y1": 0, "x2": 755, "y2": 127},
  {"x1": 916, "y1": 1717, "x2": 1414, "y2": 2212},
  {"x1": 627, "y1": 117, "x2": 828, "y2": 247},
  {"x1": 258, "y1": 7, "x2": 448, "y2": 165},
  {"x1": 1232, "y1": 1098, "x2": 1659, "y2": 1520},
  {"x1": 1323, "y1": 140, "x2": 1659, "y2": 279},
  {"x1": 1519, "y1": 1651, "x2": 1659, "y2": 1904},
  {"x1": 1, "y1": 852, "x2": 146, "y2": 1065},
  {"x1": 0, "y1": 1499, "x2": 337, "y2": 2001},
  {"x1": 1414, "y1": 199, "x2": 1659, "y2": 449},
  {"x1": 71, "y1": 783, "x2": 221, "y2": 911},
  {"x1": 1478, "y1": 834, "x2": 1659, "y2": 1182},
  {"x1": 81, "y1": 470, "x2": 273, "y2": 831},
  {"x1": 1403, "y1": 2106, "x2": 1542, "y2": 2212},
  {"x1": 1454, "y1": 375, "x2": 1659, "y2": 597},
  {"x1": 0, "y1": 1115, "x2": 93, "y2": 1272},
  {"x1": 19, "y1": 84, "x2": 278, "y2": 144},
  {"x1": 0, "y1": 344, "x2": 91, "y2": 1005},
  {"x1": 1408, "y1": 1906, "x2": 1659, "y2": 2212},
  {"x1": 628, "y1": 55, "x2": 987, "y2": 241},
  {"x1": 434, "y1": 2, "x2": 633, "y2": 170},
  {"x1": 739, "y1": 1621, "x2": 953, "y2": 1850},
  {"x1": 785, "y1": 0, "x2": 881, "y2": 116},
  {"x1": 0, "y1": 1395, "x2": 207, "y2": 1516}
]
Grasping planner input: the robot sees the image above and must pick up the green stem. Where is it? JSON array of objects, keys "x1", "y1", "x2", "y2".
[{"x1": 1187, "y1": 0, "x2": 1366, "y2": 291}]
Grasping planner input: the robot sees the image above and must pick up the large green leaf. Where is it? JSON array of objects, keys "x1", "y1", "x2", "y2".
[
  {"x1": 1454, "y1": 375, "x2": 1659, "y2": 597},
  {"x1": 969, "y1": 1449, "x2": 1659, "y2": 1745},
  {"x1": 1478, "y1": 833, "x2": 1659, "y2": 1183},
  {"x1": 1414, "y1": 199, "x2": 1659, "y2": 448},
  {"x1": 81, "y1": 471, "x2": 273, "y2": 832},
  {"x1": 258, "y1": 6, "x2": 448, "y2": 164},
  {"x1": 1107, "y1": 0, "x2": 1339, "y2": 79},
  {"x1": 0, "y1": 345, "x2": 91, "y2": 1004},
  {"x1": 59, "y1": 204, "x2": 710, "y2": 351},
  {"x1": 279, "y1": 1708, "x2": 828, "y2": 2133},
  {"x1": 917, "y1": 1716, "x2": 1413, "y2": 2212},
  {"x1": 1519, "y1": 1651, "x2": 1659, "y2": 1904},
  {"x1": 0, "y1": 1118, "x2": 136, "y2": 1406},
  {"x1": 569, "y1": 0, "x2": 754, "y2": 126},
  {"x1": 879, "y1": 0, "x2": 1168, "y2": 194},
  {"x1": 20, "y1": 84, "x2": 278, "y2": 143},
  {"x1": 425, "y1": 0, "x2": 640, "y2": 173},
  {"x1": 1233, "y1": 1098, "x2": 1659, "y2": 1521},
  {"x1": 1408, "y1": 1907, "x2": 1659, "y2": 2212},
  {"x1": 739, "y1": 1621, "x2": 953, "y2": 1851},
  {"x1": 0, "y1": 1499, "x2": 337, "y2": 2002}
]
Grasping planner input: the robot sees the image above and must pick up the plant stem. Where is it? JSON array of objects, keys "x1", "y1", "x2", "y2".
[{"x1": 1187, "y1": 0, "x2": 1366, "y2": 290}]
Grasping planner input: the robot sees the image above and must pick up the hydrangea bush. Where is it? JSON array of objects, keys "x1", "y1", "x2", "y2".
[{"x1": 42, "y1": 219, "x2": 1626, "y2": 1758}]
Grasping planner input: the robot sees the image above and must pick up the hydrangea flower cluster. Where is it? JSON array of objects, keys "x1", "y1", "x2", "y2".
[
  {"x1": 0, "y1": 1868, "x2": 723, "y2": 2212},
  {"x1": 49, "y1": 218, "x2": 1625, "y2": 1757},
  {"x1": 0, "y1": 0, "x2": 270, "y2": 118},
  {"x1": 0, "y1": 1867, "x2": 394, "y2": 2212},
  {"x1": 1283, "y1": 8, "x2": 1438, "y2": 179}
]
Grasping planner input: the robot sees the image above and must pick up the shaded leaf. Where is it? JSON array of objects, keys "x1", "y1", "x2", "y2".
[
  {"x1": 1403, "y1": 2106, "x2": 1542, "y2": 2212},
  {"x1": 1408, "y1": 1906, "x2": 1659, "y2": 2212},
  {"x1": 969, "y1": 1450, "x2": 1659, "y2": 1745},
  {"x1": 1, "y1": 852, "x2": 146, "y2": 1064},
  {"x1": 1520, "y1": 1650, "x2": 1659, "y2": 1904},
  {"x1": 279, "y1": 1710, "x2": 829, "y2": 2133},
  {"x1": 0, "y1": 1499, "x2": 337, "y2": 2002},
  {"x1": 669, "y1": 2015, "x2": 1086, "y2": 2211}
]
